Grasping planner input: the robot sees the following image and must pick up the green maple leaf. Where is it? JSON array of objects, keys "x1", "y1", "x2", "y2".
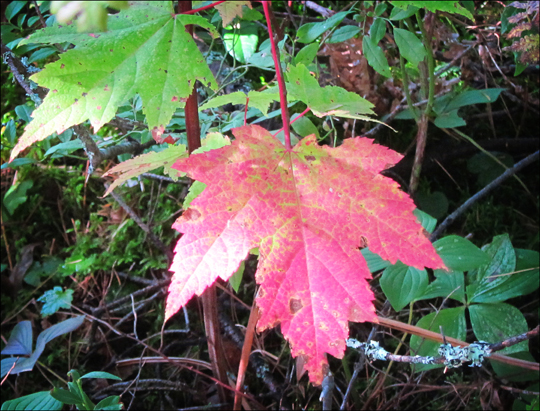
[
  {"x1": 102, "y1": 144, "x2": 187, "y2": 197},
  {"x1": 287, "y1": 64, "x2": 390, "y2": 127},
  {"x1": 11, "y1": 1, "x2": 218, "y2": 161}
]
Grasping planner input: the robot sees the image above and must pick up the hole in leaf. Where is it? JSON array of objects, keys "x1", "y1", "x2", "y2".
[{"x1": 289, "y1": 298, "x2": 303, "y2": 314}]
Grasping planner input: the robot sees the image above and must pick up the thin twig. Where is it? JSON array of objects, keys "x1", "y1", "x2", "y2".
[
  {"x1": 1, "y1": 43, "x2": 44, "y2": 100},
  {"x1": 320, "y1": 372, "x2": 335, "y2": 410},
  {"x1": 106, "y1": 184, "x2": 173, "y2": 263},
  {"x1": 430, "y1": 150, "x2": 539, "y2": 241}
]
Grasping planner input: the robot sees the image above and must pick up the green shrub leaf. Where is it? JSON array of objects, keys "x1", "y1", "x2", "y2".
[
  {"x1": 469, "y1": 303, "x2": 528, "y2": 354},
  {"x1": 0, "y1": 391, "x2": 63, "y2": 411},
  {"x1": 433, "y1": 235, "x2": 490, "y2": 272},
  {"x1": 362, "y1": 36, "x2": 392, "y2": 77},
  {"x1": 393, "y1": 28, "x2": 426, "y2": 67},
  {"x1": 380, "y1": 261, "x2": 428, "y2": 311}
]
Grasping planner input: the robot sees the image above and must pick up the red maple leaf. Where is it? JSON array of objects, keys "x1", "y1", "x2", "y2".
[{"x1": 165, "y1": 125, "x2": 445, "y2": 385}]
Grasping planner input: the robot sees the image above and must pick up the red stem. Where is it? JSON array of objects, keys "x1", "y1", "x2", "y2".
[
  {"x1": 176, "y1": 2, "x2": 229, "y2": 405},
  {"x1": 177, "y1": 0, "x2": 227, "y2": 15},
  {"x1": 272, "y1": 107, "x2": 310, "y2": 136},
  {"x1": 244, "y1": 97, "x2": 249, "y2": 126},
  {"x1": 262, "y1": 1, "x2": 292, "y2": 150}
]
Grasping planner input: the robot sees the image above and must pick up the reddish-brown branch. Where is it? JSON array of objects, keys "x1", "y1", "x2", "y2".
[
  {"x1": 244, "y1": 97, "x2": 250, "y2": 126},
  {"x1": 176, "y1": 2, "x2": 229, "y2": 405},
  {"x1": 377, "y1": 316, "x2": 540, "y2": 371},
  {"x1": 178, "y1": 1, "x2": 202, "y2": 154},
  {"x1": 233, "y1": 304, "x2": 260, "y2": 410}
]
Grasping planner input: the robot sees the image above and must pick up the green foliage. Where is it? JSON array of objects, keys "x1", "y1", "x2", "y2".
[
  {"x1": 1, "y1": 316, "x2": 86, "y2": 377},
  {"x1": 389, "y1": 1, "x2": 473, "y2": 20},
  {"x1": 362, "y1": 35, "x2": 392, "y2": 77},
  {"x1": 296, "y1": 11, "x2": 351, "y2": 43},
  {"x1": 380, "y1": 262, "x2": 428, "y2": 311},
  {"x1": 223, "y1": 21, "x2": 259, "y2": 63},
  {"x1": 37, "y1": 287, "x2": 74, "y2": 316},
  {"x1": 0, "y1": 391, "x2": 63, "y2": 411},
  {"x1": 393, "y1": 28, "x2": 426, "y2": 68},
  {"x1": 382, "y1": 233, "x2": 539, "y2": 371},
  {"x1": 1, "y1": 369, "x2": 123, "y2": 411}
]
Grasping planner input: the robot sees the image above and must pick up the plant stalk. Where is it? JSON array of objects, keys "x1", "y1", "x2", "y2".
[
  {"x1": 177, "y1": 1, "x2": 230, "y2": 405},
  {"x1": 409, "y1": 12, "x2": 436, "y2": 194}
]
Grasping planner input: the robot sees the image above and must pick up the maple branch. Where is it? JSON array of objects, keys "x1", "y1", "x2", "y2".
[
  {"x1": 430, "y1": 149, "x2": 540, "y2": 241},
  {"x1": 233, "y1": 304, "x2": 260, "y2": 410},
  {"x1": 179, "y1": 1, "x2": 202, "y2": 154},
  {"x1": 177, "y1": 2, "x2": 230, "y2": 405},
  {"x1": 218, "y1": 307, "x2": 288, "y2": 407},
  {"x1": 74, "y1": 125, "x2": 155, "y2": 174},
  {"x1": 1, "y1": 42, "x2": 46, "y2": 102},
  {"x1": 263, "y1": 1, "x2": 292, "y2": 150}
]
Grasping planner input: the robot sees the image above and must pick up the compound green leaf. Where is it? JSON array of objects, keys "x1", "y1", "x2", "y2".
[
  {"x1": 389, "y1": 4, "x2": 418, "y2": 20},
  {"x1": 294, "y1": 42, "x2": 320, "y2": 66},
  {"x1": 361, "y1": 248, "x2": 392, "y2": 273},
  {"x1": 80, "y1": 371, "x2": 122, "y2": 380},
  {"x1": 467, "y1": 234, "x2": 527, "y2": 303},
  {"x1": 369, "y1": 18, "x2": 387, "y2": 44},
  {"x1": 445, "y1": 88, "x2": 504, "y2": 112},
  {"x1": 417, "y1": 269, "x2": 465, "y2": 303},
  {"x1": 434, "y1": 109, "x2": 466, "y2": 128},
  {"x1": 223, "y1": 21, "x2": 258, "y2": 64},
  {"x1": 413, "y1": 209, "x2": 437, "y2": 234},
  {"x1": 296, "y1": 11, "x2": 350, "y2": 43},
  {"x1": 327, "y1": 26, "x2": 361, "y2": 44}
]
